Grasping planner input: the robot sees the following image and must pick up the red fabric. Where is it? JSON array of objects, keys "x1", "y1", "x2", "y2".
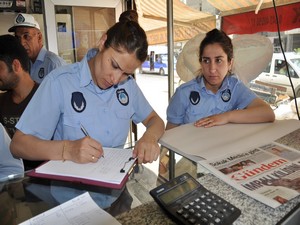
[{"x1": 221, "y1": 3, "x2": 300, "y2": 34}]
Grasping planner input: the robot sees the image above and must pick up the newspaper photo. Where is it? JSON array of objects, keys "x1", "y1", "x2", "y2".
[{"x1": 199, "y1": 142, "x2": 300, "y2": 208}]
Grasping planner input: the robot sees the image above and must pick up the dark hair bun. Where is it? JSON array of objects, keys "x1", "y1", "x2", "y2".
[{"x1": 119, "y1": 10, "x2": 139, "y2": 23}]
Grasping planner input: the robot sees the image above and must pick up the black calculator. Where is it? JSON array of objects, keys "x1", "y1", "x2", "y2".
[{"x1": 150, "y1": 173, "x2": 241, "y2": 225}]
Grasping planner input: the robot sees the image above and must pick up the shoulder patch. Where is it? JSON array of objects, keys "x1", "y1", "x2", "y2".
[
  {"x1": 189, "y1": 91, "x2": 200, "y2": 105},
  {"x1": 221, "y1": 89, "x2": 231, "y2": 102},
  {"x1": 71, "y1": 92, "x2": 86, "y2": 112},
  {"x1": 116, "y1": 89, "x2": 129, "y2": 106},
  {"x1": 38, "y1": 68, "x2": 45, "y2": 79}
]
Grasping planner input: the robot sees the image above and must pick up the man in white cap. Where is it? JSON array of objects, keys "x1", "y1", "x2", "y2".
[{"x1": 8, "y1": 13, "x2": 66, "y2": 83}]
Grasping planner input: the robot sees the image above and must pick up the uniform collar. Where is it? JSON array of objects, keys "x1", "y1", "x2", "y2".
[
  {"x1": 80, "y1": 48, "x2": 98, "y2": 88},
  {"x1": 34, "y1": 47, "x2": 47, "y2": 63},
  {"x1": 197, "y1": 75, "x2": 230, "y2": 93}
]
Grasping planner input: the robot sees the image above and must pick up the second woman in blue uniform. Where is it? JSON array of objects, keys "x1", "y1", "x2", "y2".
[{"x1": 166, "y1": 29, "x2": 275, "y2": 130}]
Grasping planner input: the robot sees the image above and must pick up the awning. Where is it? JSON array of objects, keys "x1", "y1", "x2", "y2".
[
  {"x1": 135, "y1": 0, "x2": 216, "y2": 45},
  {"x1": 208, "y1": 0, "x2": 298, "y2": 16},
  {"x1": 135, "y1": 0, "x2": 299, "y2": 44},
  {"x1": 221, "y1": 2, "x2": 300, "y2": 35}
]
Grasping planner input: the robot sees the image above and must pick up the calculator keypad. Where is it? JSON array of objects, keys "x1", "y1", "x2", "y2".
[
  {"x1": 150, "y1": 173, "x2": 241, "y2": 225},
  {"x1": 175, "y1": 190, "x2": 240, "y2": 225}
]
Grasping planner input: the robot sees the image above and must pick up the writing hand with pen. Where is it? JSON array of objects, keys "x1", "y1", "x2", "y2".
[{"x1": 61, "y1": 124, "x2": 104, "y2": 164}]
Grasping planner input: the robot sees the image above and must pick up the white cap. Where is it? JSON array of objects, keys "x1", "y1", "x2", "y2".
[{"x1": 8, "y1": 13, "x2": 40, "y2": 32}]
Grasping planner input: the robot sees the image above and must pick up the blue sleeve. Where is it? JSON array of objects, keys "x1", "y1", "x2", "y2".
[
  {"x1": 233, "y1": 81, "x2": 257, "y2": 109},
  {"x1": 16, "y1": 75, "x2": 63, "y2": 140},
  {"x1": 167, "y1": 87, "x2": 187, "y2": 125},
  {"x1": 131, "y1": 81, "x2": 153, "y2": 124},
  {"x1": 0, "y1": 124, "x2": 24, "y2": 180},
  {"x1": 45, "y1": 52, "x2": 67, "y2": 75}
]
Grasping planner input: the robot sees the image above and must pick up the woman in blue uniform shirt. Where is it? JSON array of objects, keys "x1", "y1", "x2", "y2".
[
  {"x1": 166, "y1": 29, "x2": 275, "y2": 130},
  {"x1": 10, "y1": 11, "x2": 164, "y2": 210}
]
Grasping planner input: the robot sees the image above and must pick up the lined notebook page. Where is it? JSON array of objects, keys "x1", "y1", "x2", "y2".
[{"x1": 36, "y1": 148, "x2": 135, "y2": 184}]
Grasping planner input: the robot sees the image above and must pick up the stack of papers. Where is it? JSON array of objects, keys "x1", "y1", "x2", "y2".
[
  {"x1": 28, "y1": 148, "x2": 136, "y2": 189},
  {"x1": 20, "y1": 192, "x2": 121, "y2": 225}
]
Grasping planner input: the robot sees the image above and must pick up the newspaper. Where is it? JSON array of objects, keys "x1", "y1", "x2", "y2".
[{"x1": 199, "y1": 142, "x2": 300, "y2": 208}]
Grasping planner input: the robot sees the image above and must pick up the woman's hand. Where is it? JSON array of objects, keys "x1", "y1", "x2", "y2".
[
  {"x1": 63, "y1": 137, "x2": 104, "y2": 163},
  {"x1": 133, "y1": 133, "x2": 160, "y2": 164},
  {"x1": 194, "y1": 113, "x2": 229, "y2": 128}
]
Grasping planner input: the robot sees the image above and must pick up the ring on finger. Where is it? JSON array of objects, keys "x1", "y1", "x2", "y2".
[{"x1": 92, "y1": 155, "x2": 95, "y2": 160}]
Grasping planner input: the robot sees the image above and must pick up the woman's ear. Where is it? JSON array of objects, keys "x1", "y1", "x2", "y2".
[
  {"x1": 228, "y1": 58, "x2": 234, "y2": 72},
  {"x1": 98, "y1": 34, "x2": 107, "y2": 51}
]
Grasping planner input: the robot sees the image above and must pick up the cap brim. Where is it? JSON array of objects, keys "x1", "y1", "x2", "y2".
[
  {"x1": 8, "y1": 24, "x2": 39, "y2": 32},
  {"x1": 8, "y1": 26, "x2": 17, "y2": 32}
]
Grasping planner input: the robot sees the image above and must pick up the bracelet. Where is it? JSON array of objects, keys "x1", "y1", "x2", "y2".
[{"x1": 62, "y1": 141, "x2": 67, "y2": 162}]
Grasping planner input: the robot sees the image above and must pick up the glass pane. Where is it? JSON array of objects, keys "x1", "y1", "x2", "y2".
[{"x1": 55, "y1": 6, "x2": 115, "y2": 63}]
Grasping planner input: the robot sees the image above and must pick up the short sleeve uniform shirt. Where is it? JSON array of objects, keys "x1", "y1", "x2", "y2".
[
  {"x1": 30, "y1": 47, "x2": 66, "y2": 83},
  {"x1": 17, "y1": 48, "x2": 153, "y2": 147},
  {"x1": 167, "y1": 75, "x2": 257, "y2": 125}
]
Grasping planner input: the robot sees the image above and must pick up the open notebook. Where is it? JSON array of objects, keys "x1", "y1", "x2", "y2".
[{"x1": 28, "y1": 148, "x2": 136, "y2": 189}]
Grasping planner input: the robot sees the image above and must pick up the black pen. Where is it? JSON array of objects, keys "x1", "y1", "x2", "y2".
[
  {"x1": 80, "y1": 123, "x2": 90, "y2": 137},
  {"x1": 80, "y1": 123, "x2": 104, "y2": 158}
]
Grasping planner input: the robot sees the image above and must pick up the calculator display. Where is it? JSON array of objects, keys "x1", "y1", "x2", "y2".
[{"x1": 159, "y1": 178, "x2": 198, "y2": 205}]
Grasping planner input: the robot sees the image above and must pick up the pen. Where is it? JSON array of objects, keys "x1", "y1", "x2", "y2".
[
  {"x1": 80, "y1": 123, "x2": 90, "y2": 137},
  {"x1": 80, "y1": 123, "x2": 104, "y2": 158}
]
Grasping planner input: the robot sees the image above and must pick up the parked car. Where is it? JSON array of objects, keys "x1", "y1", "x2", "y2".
[
  {"x1": 255, "y1": 52, "x2": 300, "y2": 98},
  {"x1": 140, "y1": 54, "x2": 168, "y2": 75},
  {"x1": 139, "y1": 45, "x2": 177, "y2": 76}
]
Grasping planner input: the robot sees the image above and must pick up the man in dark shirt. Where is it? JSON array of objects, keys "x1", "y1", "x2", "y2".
[{"x1": 0, "y1": 34, "x2": 42, "y2": 171}]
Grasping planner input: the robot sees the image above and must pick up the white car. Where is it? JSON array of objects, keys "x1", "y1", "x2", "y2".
[{"x1": 256, "y1": 52, "x2": 300, "y2": 98}]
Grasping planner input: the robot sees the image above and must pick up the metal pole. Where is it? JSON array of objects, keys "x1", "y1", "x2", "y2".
[
  {"x1": 167, "y1": 0, "x2": 174, "y2": 99},
  {"x1": 167, "y1": 0, "x2": 175, "y2": 180}
]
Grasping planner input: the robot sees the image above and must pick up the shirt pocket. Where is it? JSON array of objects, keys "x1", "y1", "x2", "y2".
[
  {"x1": 114, "y1": 108, "x2": 133, "y2": 120},
  {"x1": 114, "y1": 109, "x2": 133, "y2": 129},
  {"x1": 63, "y1": 113, "x2": 96, "y2": 140},
  {"x1": 215, "y1": 100, "x2": 234, "y2": 113}
]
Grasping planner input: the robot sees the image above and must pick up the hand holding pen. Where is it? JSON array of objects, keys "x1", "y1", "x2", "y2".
[{"x1": 80, "y1": 123, "x2": 105, "y2": 160}]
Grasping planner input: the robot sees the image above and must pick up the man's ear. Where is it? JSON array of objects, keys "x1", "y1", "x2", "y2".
[
  {"x1": 37, "y1": 31, "x2": 43, "y2": 45},
  {"x1": 12, "y1": 59, "x2": 22, "y2": 73}
]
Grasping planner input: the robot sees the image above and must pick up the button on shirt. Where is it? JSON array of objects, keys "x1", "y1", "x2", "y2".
[
  {"x1": 167, "y1": 75, "x2": 257, "y2": 125},
  {"x1": 16, "y1": 48, "x2": 153, "y2": 148},
  {"x1": 30, "y1": 47, "x2": 66, "y2": 83}
]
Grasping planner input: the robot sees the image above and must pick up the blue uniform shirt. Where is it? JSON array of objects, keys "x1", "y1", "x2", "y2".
[
  {"x1": 16, "y1": 48, "x2": 154, "y2": 208},
  {"x1": 0, "y1": 123, "x2": 23, "y2": 181},
  {"x1": 167, "y1": 75, "x2": 257, "y2": 125},
  {"x1": 17, "y1": 48, "x2": 153, "y2": 148},
  {"x1": 30, "y1": 47, "x2": 66, "y2": 83}
]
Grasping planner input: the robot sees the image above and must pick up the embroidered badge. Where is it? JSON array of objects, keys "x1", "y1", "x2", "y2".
[
  {"x1": 38, "y1": 68, "x2": 45, "y2": 79},
  {"x1": 116, "y1": 89, "x2": 129, "y2": 106},
  {"x1": 189, "y1": 91, "x2": 200, "y2": 105},
  {"x1": 71, "y1": 92, "x2": 86, "y2": 112},
  {"x1": 16, "y1": 14, "x2": 25, "y2": 24},
  {"x1": 221, "y1": 89, "x2": 231, "y2": 102}
]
